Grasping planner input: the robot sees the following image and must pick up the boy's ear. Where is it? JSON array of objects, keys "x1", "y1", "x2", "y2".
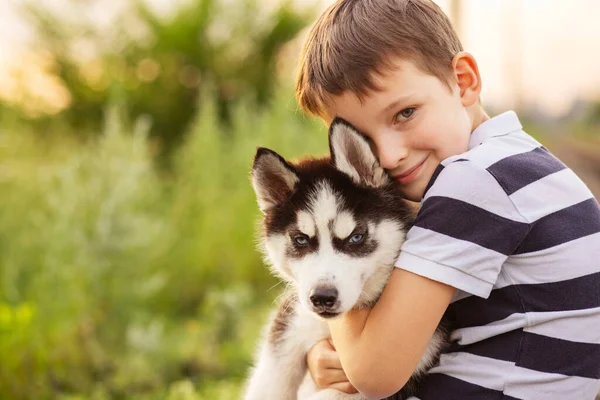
[
  {"x1": 329, "y1": 118, "x2": 388, "y2": 188},
  {"x1": 251, "y1": 147, "x2": 299, "y2": 213},
  {"x1": 452, "y1": 52, "x2": 482, "y2": 108}
]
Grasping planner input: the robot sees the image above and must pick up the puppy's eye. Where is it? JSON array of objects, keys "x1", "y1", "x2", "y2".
[
  {"x1": 294, "y1": 235, "x2": 309, "y2": 246},
  {"x1": 348, "y1": 233, "x2": 364, "y2": 244}
]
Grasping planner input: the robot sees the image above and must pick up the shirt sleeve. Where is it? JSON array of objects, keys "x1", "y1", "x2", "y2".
[{"x1": 395, "y1": 161, "x2": 531, "y2": 298}]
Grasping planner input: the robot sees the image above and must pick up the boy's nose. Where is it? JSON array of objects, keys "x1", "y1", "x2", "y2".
[{"x1": 377, "y1": 142, "x2": 409, "y2": 170}]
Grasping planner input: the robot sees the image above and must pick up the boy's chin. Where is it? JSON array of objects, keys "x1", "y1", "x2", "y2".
[
  {"x1": 400, "y1": 185, "x2": 425, "y2": 202},
  {"x1": 404, "y1": 193, "x2": 423, "y2": 202}
]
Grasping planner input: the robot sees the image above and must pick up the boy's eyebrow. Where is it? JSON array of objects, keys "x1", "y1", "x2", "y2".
[{"x1": 381, "y1": 94, "x2": 416, "y2": 116}]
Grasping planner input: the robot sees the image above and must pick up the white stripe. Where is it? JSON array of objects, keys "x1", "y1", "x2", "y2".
[
  {"x1": 429, "y1": 352, "x2": 600, "y2": 399},
  {"x1": 425, "y1": 161, "x2": 526, "y2": 222},
  {"x1": 509, "y1": 168, "x2": 594, "y2": 222},
  {"x1": 504, "y1": 366, "x2": 600, "y2": 400},
  {"x1": 458, "y1": 131, "x2": 540, "y2": 169},
  {"x1": 400, "y1": 226, "x2": 507, "y2": 293},
  {"x1": 451, "y1": 312, "x2": 527, "y2": 346},
  {"x1": 429, "y1": 352, "x2": 513, "y2": 391},
  {"x1": 494, "y1": 232, "x2": 600, "y2": 289},
  {"x1": 451, "y1": 307, "x2": 600, "y2": 346},
  {"x1": 452, "y1": 234, "x2": 600, "y2": 321},
  {"x1": 396, "y1": 250, "x2": 493, "y2": 299},
  {"x1": 525, "y1": 307, "x2": 600, "y2": 344}
]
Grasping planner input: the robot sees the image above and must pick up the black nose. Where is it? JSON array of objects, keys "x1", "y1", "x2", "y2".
[{"x1": 309, "y1": 287, "x2": 338, "y2": 309}]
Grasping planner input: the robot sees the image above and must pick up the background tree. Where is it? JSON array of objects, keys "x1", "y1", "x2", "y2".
[{"x1": 19, "y1": 0, "x2": 313, "y2": 156}]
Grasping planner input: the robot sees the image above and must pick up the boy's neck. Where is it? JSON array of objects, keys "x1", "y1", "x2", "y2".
[{"x1": 470, "y1": 104, "x2": 490, "y2": 135}]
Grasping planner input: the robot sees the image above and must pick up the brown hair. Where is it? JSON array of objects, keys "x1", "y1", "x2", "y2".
[{"x1": 296, "y1": 0, "x2": 463, "y2": 119}]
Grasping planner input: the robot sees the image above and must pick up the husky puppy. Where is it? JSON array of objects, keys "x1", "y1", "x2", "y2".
[{"x1": 245, "y1": 119, "x2": 448, "y2": 400}]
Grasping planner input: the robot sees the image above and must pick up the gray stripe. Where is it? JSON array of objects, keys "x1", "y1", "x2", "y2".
[
  {"x1": 514, "y1": 198, "x2": 600, "y2": 254},
  {"x1": 509, "y1": 167, "x2": 594, "y2": 222},
  {"x1": 448, "y1": 329, "x2": 600, "y2": 379},
  {"x1": 447, "y1": 272, "x2": 600, "y2": 329},
  {"x1": 487, "y1": 146, "x2": 567, "y2": 195},
  {"x1": 451, "y1": 307, "x2": 600, "y2": 346},
  {"x1": 496, "y1": 232, "x2": 600, "y2": 288},
  {"x1": 428, "y1": 352, "x2": 600, "y2": 400},
  {"x1": 415, "y1": 196, "x2": 530, "y2": 255},
  {"x1": 411, "y1": 373, "x2": 519, "y2": 399}
]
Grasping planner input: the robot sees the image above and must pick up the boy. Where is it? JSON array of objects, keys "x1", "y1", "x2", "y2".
[{"x1": 295, "y1": 0, "x2": 600, "y2": 399}]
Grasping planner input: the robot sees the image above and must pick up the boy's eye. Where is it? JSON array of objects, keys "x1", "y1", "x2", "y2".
[{"x1": 394, "y1": 107, "x2": 415, "y2": 122}]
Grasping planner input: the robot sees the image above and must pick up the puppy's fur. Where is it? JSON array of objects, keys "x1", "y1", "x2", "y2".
[{"x1": 245, "y1": 119, "x2": 448, "y2": 400}]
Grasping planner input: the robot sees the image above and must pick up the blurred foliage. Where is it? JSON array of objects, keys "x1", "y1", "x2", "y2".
[
  {"x1": 0, "y1": 92, "x2": 327, "y2": 399},
  {"x1": 587, "y1": 101, "x2": 600, "y2": 128},
  {"x1": 18, "y1": 0, "x2": 315, "y2": 155}
]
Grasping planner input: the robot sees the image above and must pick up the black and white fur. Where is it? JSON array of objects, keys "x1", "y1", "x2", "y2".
[{"x1": 245, "y1": 118, "x2": 448, "y2": 400}]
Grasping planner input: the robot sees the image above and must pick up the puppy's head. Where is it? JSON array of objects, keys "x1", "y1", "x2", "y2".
[{"x1": 251, "y1": 120, "x2": 412, "y2": 318}]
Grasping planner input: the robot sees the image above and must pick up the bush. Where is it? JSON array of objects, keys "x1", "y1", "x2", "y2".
[
  {"x1": 17, "y1": 0, "x2": 315, "y2": 155},
  {"x1": 0, "y1": 91, "x2": 327, "y2": 399}
]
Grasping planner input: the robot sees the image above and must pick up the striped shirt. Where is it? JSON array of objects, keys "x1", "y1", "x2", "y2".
[{"x1": 396, "y1": 111, "x2": 600, "y2": 400}]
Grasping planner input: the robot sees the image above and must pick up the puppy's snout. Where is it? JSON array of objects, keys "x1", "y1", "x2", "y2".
[{"x1": 309, "y1": 286, "x2": 338, "y2": 309}]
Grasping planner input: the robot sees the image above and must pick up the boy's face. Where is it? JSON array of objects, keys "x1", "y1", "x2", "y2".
[{"x1": 325, "y1": 58, "x2": 476, "y2": 202}]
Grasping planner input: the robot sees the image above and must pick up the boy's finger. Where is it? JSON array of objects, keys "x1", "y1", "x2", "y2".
[
  {"x1": 315, "y1": 345, "x2": 343, "y2": 368},
  {"x1": 320, "y1": 352, "x2": 344, "y2": 369},
  {"x1": 323, "y1": 368, "x2": 349, "y2": 383},
  {"x1": 327, "y1": 337, "x2": 336, "y2": 350}
]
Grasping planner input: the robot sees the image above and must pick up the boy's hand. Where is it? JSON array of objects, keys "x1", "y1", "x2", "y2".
[{"x1": 306, "y1": 338, "x2": 359, "y2": 394}]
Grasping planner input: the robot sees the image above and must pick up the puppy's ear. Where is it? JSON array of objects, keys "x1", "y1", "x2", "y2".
[
  {"x1": 251, "y1": 147, "x2": 299, "y2": 213},
  {"x1": 329, "y1": 118, "x2": 388, "y2": 188}
]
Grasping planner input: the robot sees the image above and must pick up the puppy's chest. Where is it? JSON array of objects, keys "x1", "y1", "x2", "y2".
[{"x1": 287, "y1": 307, "x2": 331, "y2": 351}]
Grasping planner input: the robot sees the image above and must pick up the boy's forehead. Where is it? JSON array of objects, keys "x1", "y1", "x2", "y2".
[
  {"x1": 324, "y1": 60, "x2": 427, "y2": 123},
  {"x1": 370, "y1": 58, "x2": 422, "y2": 86}
]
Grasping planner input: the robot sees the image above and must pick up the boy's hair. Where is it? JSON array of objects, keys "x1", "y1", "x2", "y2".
[{"x1": 296, "y1": 0, "x2": 463, "y2": 119}]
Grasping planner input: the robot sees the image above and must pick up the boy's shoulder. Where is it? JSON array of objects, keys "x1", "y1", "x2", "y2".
[
  {"x1": 439, "y1": 110, "x2": 565, "y2": 191},
  {"x1": 429, "y1": 111, "x2": 597, "y2": 225},
  {"x1": 452, "y1": 110, "x2": 542, "y2": 171}
]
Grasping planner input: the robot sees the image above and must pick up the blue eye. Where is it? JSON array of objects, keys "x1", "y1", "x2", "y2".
[
  {"x1": 394, "y1": 107, "x2": 415, "y2": 122},
  {"x1": 294, "y1": 235, "x2": 309, "y2": 246},
  {"x1": 349, "y1": 234, "x2": 364, "y2": 244}
]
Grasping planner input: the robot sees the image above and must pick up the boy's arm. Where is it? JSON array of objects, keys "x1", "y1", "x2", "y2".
[{"x1": 328, "y1": 267, "x2": 455, "y2": 400}]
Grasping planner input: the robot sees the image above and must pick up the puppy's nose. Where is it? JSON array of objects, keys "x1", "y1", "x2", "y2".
[{"x1": 309, "y1": 287, "x2": 338, "y2": 308}]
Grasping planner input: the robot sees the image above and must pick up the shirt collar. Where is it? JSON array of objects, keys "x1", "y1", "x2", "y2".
[{"x1": 468, "y1": 110, "x2": 523, "y2": 150}]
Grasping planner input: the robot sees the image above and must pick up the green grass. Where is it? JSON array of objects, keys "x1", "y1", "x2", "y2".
[{"x1": 0, "y1": 91, "x2": 327, "y2": 399}]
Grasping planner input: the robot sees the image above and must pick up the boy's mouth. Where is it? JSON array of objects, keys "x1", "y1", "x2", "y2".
[{"x1": 393, "y1": 157, "x2": 428, "y2": 185}]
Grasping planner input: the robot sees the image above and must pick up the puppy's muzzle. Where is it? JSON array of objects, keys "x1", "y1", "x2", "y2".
[{"x1": 309, "y1": 286, "x2": 340, "y2": 318}]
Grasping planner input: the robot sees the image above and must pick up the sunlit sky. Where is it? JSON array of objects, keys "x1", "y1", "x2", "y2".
[{"x1": 1, "y1": 0, "x2": 600, "y2": 116}]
